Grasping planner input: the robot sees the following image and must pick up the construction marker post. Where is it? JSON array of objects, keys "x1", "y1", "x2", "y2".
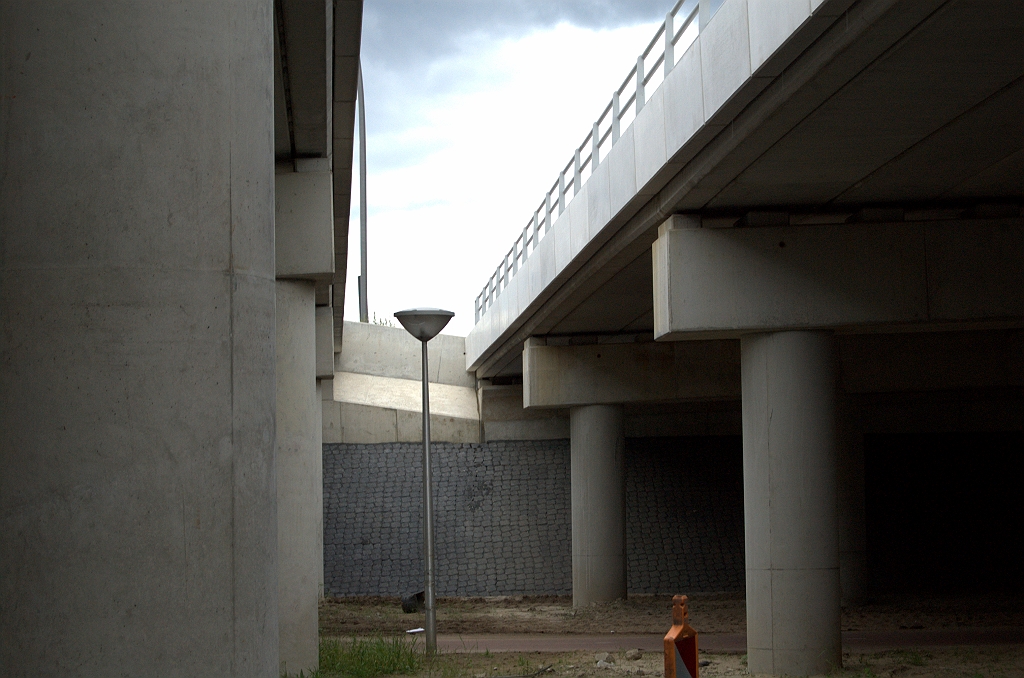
[{"x1": 664, "y1": 595, "x2": 699, "y2": 678}]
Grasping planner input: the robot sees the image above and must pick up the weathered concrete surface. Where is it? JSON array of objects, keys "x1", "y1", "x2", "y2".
[
  {"x1": 481, "y1": 384, "x2": 569, "y2": 441},
  {"x1": 275, "y1": 168, "x2": 334, "y2": 283},
  {"x1": 341, "y1": 321, "x2": 473, "y2": 388},
  {"x1": 329, "y1": 0, "x2": 364, "y2": 349},
  {"x1": 742, "y1": 332, "x2": 841, "y2": 676},
  {"x1": 334, "y1": 371, "x2": 478, "y2": 420},
  {"x1": 276, "y1": 281, "x2": 320, "y2": 677},
  {"x1": 329, "y1": 401, "x2": 480, "y2": 444},
  {"x1": 571, "y1": 405, "x2": 627, "y2": 607},
  {"x1": 654, "y1": 216, "x2": 1024, "y2": 340},
  {"x1": 523, "y1": 337, "x2": 739, "y2": 408},
  {"x1": 316, "y1": 306, "x2": 335, "y2": 379},
  {"x1": 327, "y1": 322, "x2": 479, "y2": 443},
  {"x1": 0, "y1": 2, "x2": 278, "y2": 675}
]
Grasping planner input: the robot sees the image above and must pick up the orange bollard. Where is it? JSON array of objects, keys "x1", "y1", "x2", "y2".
[{"x1": 664, "y1": 595, "x2": 699, "y2": 678}]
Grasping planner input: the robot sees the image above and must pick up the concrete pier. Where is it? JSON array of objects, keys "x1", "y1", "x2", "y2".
[
  {"x1": 0, "y1": 2, "x2": 278, "y2": 675},
  {"x1": 741, "y1": 331, "x2": 842, "y2": 676},
  {"x1": 570, "y1": 405, "x2": 626, "y2": 607},
  {"x1": 838, "y1": 399, "x2": 868, "y2": 606},
  {"x1": 276, "y1": 280, "x2": 321, "y2": 676}
]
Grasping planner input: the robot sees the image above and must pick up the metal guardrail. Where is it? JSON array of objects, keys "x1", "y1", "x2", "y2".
[{"x1": 474, "y1": 0, "x2": 701, "y2": 324}]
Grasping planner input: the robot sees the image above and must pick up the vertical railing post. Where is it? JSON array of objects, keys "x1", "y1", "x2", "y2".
[
  {"x1": 574, "y1": 149, "x2": 582, "y2": 196},
  {"x1": 558, "y1": 171, "x2": 565, "y2": 216},
  {"x1": 533, "y1": 211, "x2": 540, "y2": 244},
  {"x1": 612, "y1": 92, "x2": 621, "y2": 144},
  {"x1": 522, "y1": 225, "x2": 530, "y2": 258},
  {"x1": 665, "y1": 11, "x2": 675, "y2": 76},
  {"x1": 545, "y1": 191, "x2": 552, "y2": 233},
  {"x1": 512, "y1": 240, "x2": 519, "y2": 275},
  {"x1": 636, "y1": 56, "x2": 646, "y2": 114},
  {"x1": 592, "y1": 122, "x2": 601, "y2": 167}
]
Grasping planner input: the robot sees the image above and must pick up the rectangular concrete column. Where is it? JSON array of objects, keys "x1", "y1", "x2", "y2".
[
  {"x1": 316, "y1": 379, "x2": 326, "y2": 601},
  {"x1": 570, "y1": 404, "x2": 626, "y2": 607},
  {"x1": 276, "y1": 281, "x2": 320, "y2": 676},
  {"x1": 0, "y1": 3, "x2": 278, "y2": 676},
  {"x1": 741, "y1": 331, "x2": 841, "y2": 676}
]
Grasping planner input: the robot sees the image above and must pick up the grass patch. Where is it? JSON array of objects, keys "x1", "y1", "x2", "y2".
[{"x1": 315, "y1": 636, "x2": 421, "y2": 678}]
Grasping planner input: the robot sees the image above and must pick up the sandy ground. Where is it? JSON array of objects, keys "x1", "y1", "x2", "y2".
[
  {"x1": 320, "y1": 593, "x2": 1024, "y2": 636},
  {"x1": 402, "y1": 646, "x2": 1024, "y2": 678},
  {"x1": 320, "y1": 594, "x2": 1024, "y2": 677}
]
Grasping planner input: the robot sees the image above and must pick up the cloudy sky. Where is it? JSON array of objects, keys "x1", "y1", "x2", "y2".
[{"x1": 344, "y1": 0, "x2": 679, "y2": 336}]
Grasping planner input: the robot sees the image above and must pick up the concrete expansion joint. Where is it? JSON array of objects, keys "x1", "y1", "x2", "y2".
[
  {"x1": 541, "y1": 332, "x2": 655, "y2": 347},
  {"x1": 674, "y1": 201, "x2": 1023, "y2": 230}
]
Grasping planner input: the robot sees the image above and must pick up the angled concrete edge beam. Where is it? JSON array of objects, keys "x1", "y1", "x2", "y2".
[
  {"x1": 654, "y1": 215, "x2": 1024, "y2": 339},
  {"x1": 333, "y1": 371, "x2": 479, "y2": 421},
  {"x1": 523, "y1": 336, "x2": 739, "y2": 408}
]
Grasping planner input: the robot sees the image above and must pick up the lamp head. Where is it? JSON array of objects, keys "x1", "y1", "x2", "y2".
[{"x1": 394, "y1": 308, "x2": 454, "y2": 341}]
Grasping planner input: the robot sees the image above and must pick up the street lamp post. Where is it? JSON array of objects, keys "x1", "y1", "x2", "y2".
[{"x1": 394, "y1": 308, "x2": 454, "y2": 656}]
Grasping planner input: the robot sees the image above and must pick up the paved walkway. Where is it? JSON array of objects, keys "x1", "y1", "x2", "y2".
[{"x1": 436, "y1": 628, "x2": 1024, "y2": 654}]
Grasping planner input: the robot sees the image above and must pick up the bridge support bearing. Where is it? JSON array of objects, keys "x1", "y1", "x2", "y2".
[
  {"x1": 741, "y1": 331, "x2": 842, "y2": 676},
  {"x1": 570, "y1": 404, "x2": 627, "y2": 607}
]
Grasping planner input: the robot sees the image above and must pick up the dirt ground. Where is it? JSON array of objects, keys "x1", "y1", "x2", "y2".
[
  {"x1": 320, "y1": 594, "x2": 1024, "y2": 676},
  {"x1": 411, "y1": 646, "x2": 1024, "y2": 678},
  {"x1": 319, "y1": 592, "x2": 1024, "y2": 637}
]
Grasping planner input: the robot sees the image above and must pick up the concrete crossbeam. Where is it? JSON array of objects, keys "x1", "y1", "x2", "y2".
[
  {"x1": 523, "y1": 337, "x2": 739, "y2": 408},
  {"x1": 654, "y1": 215, "x2": 1024, "y2": 339},
  {"x1": 275, "y1": 168, "x2": 335, "y2": 282}
]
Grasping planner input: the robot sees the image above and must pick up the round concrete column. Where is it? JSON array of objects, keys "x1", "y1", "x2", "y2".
[
  {"x1": 741, "y1": 332, "x2": 841, "y2": 676},
  {"x1": 570, "y1": 404, "x2": 626, "y2": 607},
  {"x1": 1, "y1": 3, "x2": 277, "y2": 676},
  {"x1": 276, "y1": 281, "x2": 320, "y2": 676},
  {"x1": 837, "y1": 398, "x2": 868, "y2": 606}
]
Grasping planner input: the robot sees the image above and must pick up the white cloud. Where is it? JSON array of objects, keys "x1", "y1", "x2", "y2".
[{"x1": 347, "y1": 20, "x2": 661, "y2": 337}]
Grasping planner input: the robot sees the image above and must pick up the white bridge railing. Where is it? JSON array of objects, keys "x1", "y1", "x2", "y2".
[{"x1": 474, "y1": 0, "x2": 702, "y2": 324}]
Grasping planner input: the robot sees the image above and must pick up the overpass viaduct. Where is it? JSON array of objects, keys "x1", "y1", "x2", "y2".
[{"x1": 467, "y1": 0, "x2": 1024, "y2": 675}]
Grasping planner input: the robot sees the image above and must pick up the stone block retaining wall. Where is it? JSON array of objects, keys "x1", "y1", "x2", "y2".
[{"x1": 323, "y1": 437, "x2": 744, "y2": 597}]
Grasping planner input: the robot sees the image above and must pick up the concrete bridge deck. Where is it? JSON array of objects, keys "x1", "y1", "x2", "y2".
[{"x1": 467, "y1": 0, "x2": 1024, "y2": 377}]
